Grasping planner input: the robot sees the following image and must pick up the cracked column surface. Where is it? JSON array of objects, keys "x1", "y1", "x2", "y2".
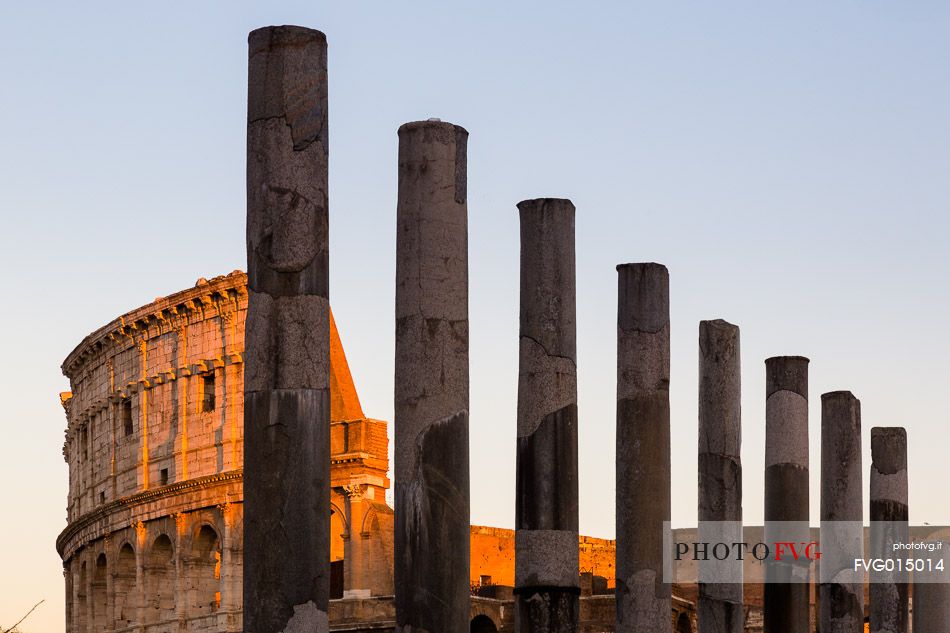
[
  {"x1": 514, "y1": 198, "x2": 579, "y2": 633},
  {"x1": 615, "y1": 263, "x2": 671, "y2": 633},
  {"x1": 820, "y1": 391, "x2": 864, "y2": 633},
  {"x1": 763, "y1": 356, "x2": 810, "y2": 633},
  {"x1": 913, "y1": 538, "x2": 950, "y2": 633},
  {"x1": 698, "y1": 319, "x2": 743, "y2": 633},
  {"x1": 870, "y1": 427, "x2": 909, "y2": 633},
  {"x1": 394, "y1": 119, "x2": 470, "y2": 633},
  {"x1": 244, "y1": 25, "x2": 331, "y2": 633}
]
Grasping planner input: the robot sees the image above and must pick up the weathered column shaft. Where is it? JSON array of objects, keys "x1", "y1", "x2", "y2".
[
  {"x1": 394, "y1": 119, "x2": 470, "y2": 633},
  {"x1": 615, "y1": 263, "x2": 671, "y2": 633},
  {"x1": 870, "y1": 427, "x2": 908, "y2": 633},
  {"x1": 820, "y1": 391, "x2": 864, "y2": 633},
  {"x1": 764, "y1": 356, "x2": 810, "y2": 633},
  {"x1": 698, "y1": 319, "x2": 743, "y2": 633},
  {"x1": 913, "y1": 543, "x2": 950, "y2": 633},
  {"x1": 244, "y1": 25, "x2": 331, "y2": 633},
  {"x1": 515, "y1": 198, "x2": 579, "y2": 633}
]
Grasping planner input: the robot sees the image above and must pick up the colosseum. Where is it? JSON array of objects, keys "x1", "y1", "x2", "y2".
[{"x1": 58, "y1": 271, "x2": 700, "y2": 633}]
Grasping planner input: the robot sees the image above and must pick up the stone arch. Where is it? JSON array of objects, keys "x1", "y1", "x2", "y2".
[
  {"x1": 677, "y1": 613, "x2": 693, "y2": 633},
  {"x1": 189, "y1": 523, "x2": 221, "y2": 617},
  {"x1": 330, "y1": 501, "x2": 347, "y2": 563},
  {"x1": 471, "y1": 614, "x2": 498, "y2": 633},
  {"x1": 114, "y1": 542, "x2": 137, "y2": 628},
  {"x1": 91, "y1": 553, "x2": 108, "y2": 631},
  {"x1": 146, "y1": 534, "x2": 175, "y2": 623}
]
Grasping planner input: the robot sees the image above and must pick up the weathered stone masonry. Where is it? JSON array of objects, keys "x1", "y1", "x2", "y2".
[{"x1": 58, "y1": 271, "x2": 392, "y2": 633}]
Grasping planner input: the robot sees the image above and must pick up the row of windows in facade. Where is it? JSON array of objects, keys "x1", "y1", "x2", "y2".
[{"x1": 78, "y1": 373, "x2": 218, "y2": 461}]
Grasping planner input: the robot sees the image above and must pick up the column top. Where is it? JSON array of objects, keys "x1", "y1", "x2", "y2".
[
  {"x1": 248, "y1": 25, "x2": 327, "y2": 45},
  {"x1": 398, "y1": 119, "x2": 468, "y2": 136}
]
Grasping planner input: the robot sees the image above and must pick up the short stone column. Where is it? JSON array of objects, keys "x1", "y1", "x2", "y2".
[
  {"x1": 71, "y1": 558, "x2": 81, "y2": 633},
  {"x1": 515, "y1": 198, "x2": 579, "y2": 632},
  {"x1": 763, "y1": 356, "x2": 810, "y2": 633},
  {"x1": 394, "y1": 119, "x2": 470, "y2": 633},
  {"x1": 173, "y1": 513, "x2": 186, "y2": 626},
  {"x1": 913, "y1": 539, "x2": 950, "y2": 633},
  {"x1": 615, "y1": 263, "x2": 671, "y2": 633},
  {"x1": 243, "y1": 25, "x2": 332, "y2": 633},
  {"x1": 134, "y1": 521, "x2": 146, "y2": 632},
  {"x1": 870, "y1": 427, "x2": 909, "y2": 633},
  {"x1": 698, "y1": 319, "x2": 743, "y2": 633},
  {"x1": 820, "y1": 391, "x2": 864, "y2": 633},
  {"x1": 342, "y1": 484, "x2": 371, "y2": 598}
]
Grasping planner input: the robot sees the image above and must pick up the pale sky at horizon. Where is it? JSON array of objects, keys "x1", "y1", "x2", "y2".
[{"x1": 2, "y1": 1, "x2": 949, "y2": 631}]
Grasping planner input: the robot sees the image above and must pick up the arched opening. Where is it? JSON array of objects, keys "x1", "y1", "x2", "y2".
[
  {"x1": 190, "y1": 524, "x2": 221, "y2": 617},
  {"x1": 114, "y1": 543, "x2": 137, "y2": 628},
  {"x1": 91, "y1": 554, "x2": 108, "y2": 631},
  {"x1": 677, "y1": 613, "x2": 693, "y2": 633},
  {"x1": 76, "y1": 560, "x2": 88, "y2": 633},
  {"x1": 471, "y1": 614, "x2": 498, "y2": 633},
  {"x1": 146, "y1": 534, "x2": 175, "y2": 623}
]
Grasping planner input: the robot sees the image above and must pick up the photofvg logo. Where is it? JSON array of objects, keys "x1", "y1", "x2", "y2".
[
  {"x1": 673, "y1": 540, "x2": 821, "y2": 562},
  {"x1": 662, "y1": 522, "x2": 950, "y2": 584}
]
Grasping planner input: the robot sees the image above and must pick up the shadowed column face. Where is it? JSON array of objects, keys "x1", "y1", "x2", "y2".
[
  {"x1": 394, "y1": 119, "x2": 470, "y2": 633},
  {"x1": 243, "y1": 25, "x2": 331, "y2": 633},
  {"x1": 515, "y1": 198, "x2": 579, "y2": 633},
  {"x1": 819, "y1": 391, "x2": 864, "y2": 633},
  {"x1": 763, "y1": 356, "x2": 810, "y2": 633},
  {"x1": 870, "y1": 427, "x2": 908, "y2": 633},
  {"x1": 698, "y1": 319, "x2": 743, "y2": 633},
  {"x1": 614, "y1": 263, "x2": 671, "y2": 633},
  {"x1": 913, "y1": 539, "x2": 950, "y2": 633}
]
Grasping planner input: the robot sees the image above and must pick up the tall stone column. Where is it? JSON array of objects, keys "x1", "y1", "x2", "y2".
[
  {"x1": 515, "y1": 198, "x2": 579, "y2": 632},
  {"x1": 913, "y1": 539, "x2": 950, "y2": 633},
  {"x1": 870, "y1": 427, "x2": 908, "y2": 633},
  {"x1": 394, "y1": 119, "x2": 470, "y2": 633},
  {"x1": 763, "y1": 356, "x2": 810, "y2": 633},
  {"x1": 820, "y1": 391, "x2": 864, "y2": 633},
  {"x1": 698, "y1": 319, "x2": 743, "y2": 633},
  {"x1": 244, "y1": 25, "x2": 331, "y2": 633},
  {"x1": 615, "y1": 263, "x2": 671, "y2": 633}
]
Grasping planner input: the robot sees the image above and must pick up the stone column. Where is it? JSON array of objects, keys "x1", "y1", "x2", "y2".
[
  {"x1": 913, "y1": 540, "x2": 950, "y2": 633},
  {"x1": 820, "y1": 391, "x2": 864, "y2": 633},
  {"x1": 394, "y1": 119, "x2": 470, "y2": 633},
  {"x1": 514, "y1": 198, "x2": 579, "y2": 632},
  {"x1": 71, "y1": 559, "x2": 81, "y2": 633},
  {"x1": 244, "y1": 25, "x2": 331, "y2": 633},
  {"x1": 870, "y1": 427, "x2": 908, "y2": 633},
  {"x1": 342, "y1": 484, "x2": 370, "y2": 597},
  {"x1": 615, "y1": 263, "x2": 671, "y2": 633},
  {"x1": 65, "y1": 564, "x2": 73, "y2": 633},
  {"x1": 763, "y1": 356, "x2": 810, "y2": 633},
  {"x1": 104, "y1": 536, "x2": 115, "y2": 631},
  {"x1": 173, "y1": 513, "x2": 186, "y2": 625},
  {"x1": 135, "y1": 521, "x2": 146, "y2": 631},
  {"x1": 698, "y1": 319, "x2": 743, "y2": 633}
]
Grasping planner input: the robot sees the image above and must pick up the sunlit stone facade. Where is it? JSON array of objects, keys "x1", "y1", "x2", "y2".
[{"x1": 57, "y1": 271, "x2": 392, "y2": 633}]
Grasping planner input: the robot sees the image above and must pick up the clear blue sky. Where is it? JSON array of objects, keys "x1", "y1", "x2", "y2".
[{"x1": 1, "y1": 1, "x2": 948, "y2": 630}]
